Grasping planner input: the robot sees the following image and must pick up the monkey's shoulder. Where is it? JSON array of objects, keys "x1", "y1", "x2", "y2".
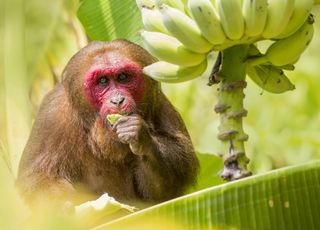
[
  {"x1": 38, "y1": 84, "x2": 71, "y2": 116},
  {"x1": 28, "y1": 84, "x2": 83, "y2": 147}
]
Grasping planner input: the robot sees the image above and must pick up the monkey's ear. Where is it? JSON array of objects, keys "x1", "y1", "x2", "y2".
[{"x1": 61, "y1": 68, "x2": 68, "y2": 82}]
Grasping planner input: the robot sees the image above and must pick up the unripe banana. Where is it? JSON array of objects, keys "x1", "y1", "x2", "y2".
[
  {"x1": 188, "y1": 0, "x2": 226, "y2": 45},
  {"x1": 259, "y1": 15, "x2": 314, "y2": 67},
  {"x1": 141, "y1": 7, "x2": 170, "y2": 34},
  {"x1": 215, "y1": 0, "x2": 244, "y2": 40},
  {"x1": 143, "y1": 61, "x2": 207, "y2": 83},
  {"x1": 262, "y1": 0, "x2": 295, "y2": 39},
  {"x1": 275, "y1": 0, "x2": 314, "y2": 39},
  {"x1": 136, "y1": 0, "x2": 156, "y2": 9},
  {"x1": 242, "y1": 0, "x2": 268, "y2": 37},
  {"x1": 156, "y1": 0, "x2": 185, "y2": 12},
  {"x1": 247, "y1": 15, "x2": 314, "y2": 67},
  {"x1": 140, "y1": 31, "x2": 206, "y2": 67},
  {"x1": 247, "y1": 44, "x2": 296, "y2": 71},
  {"x1": 160, "y1": 4, "x2": 213, "y2": 53},
  {"x1": 246, "y1": 64, "x2": 295, "y2": 94}
]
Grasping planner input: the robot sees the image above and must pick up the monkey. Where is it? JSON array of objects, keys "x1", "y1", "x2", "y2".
[{"x1": 16, "y1": 40, "x2": 199, "y2": 210}]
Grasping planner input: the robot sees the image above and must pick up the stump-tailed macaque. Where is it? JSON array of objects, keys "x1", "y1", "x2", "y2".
[{"x1": 17, "y1": 40, "x2": 199, "y2": 209}]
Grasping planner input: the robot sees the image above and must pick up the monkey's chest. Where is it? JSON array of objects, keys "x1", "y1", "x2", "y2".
[{"x1": 82, "y1": 159, "x2": 138, "y2": 201}]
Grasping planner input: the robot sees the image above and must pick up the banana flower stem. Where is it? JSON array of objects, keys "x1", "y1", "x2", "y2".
[{"x1": 214, "y1": 45, "x2": 252, "y2": 181}]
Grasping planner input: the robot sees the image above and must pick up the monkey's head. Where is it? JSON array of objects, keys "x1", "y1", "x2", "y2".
[{"x1": 62, "y1": 40, "x2": 157, "y2": 125}]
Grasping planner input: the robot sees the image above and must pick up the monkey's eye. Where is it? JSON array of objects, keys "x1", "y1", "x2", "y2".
[
  {"x1": 98, "y1": 76, "x2": 109, "y2": 86},
  {"x1": 117, "y1": 73, "x2": 129, "y2": 83}
]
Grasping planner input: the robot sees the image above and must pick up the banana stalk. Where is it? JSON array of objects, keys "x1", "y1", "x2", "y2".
[{"x1": 214, "y1": 45, "x2": 251, "y2": 181}]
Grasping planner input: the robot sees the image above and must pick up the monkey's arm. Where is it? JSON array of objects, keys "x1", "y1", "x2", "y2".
[
  {"x1": 115, "y1": 93, "x2": 199, "y2": 201},
  {"x1": 17, "y1": 85, "x2": 84, "y2": 208}
]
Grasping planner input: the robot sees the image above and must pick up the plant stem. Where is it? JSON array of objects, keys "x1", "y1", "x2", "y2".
[{"x1": 214, "y1": 45, "x2": 252, "y2": 181}]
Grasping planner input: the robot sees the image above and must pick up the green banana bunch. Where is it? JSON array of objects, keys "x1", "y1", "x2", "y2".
[
  {"x1": 136, "y1": 0, "x2": 155, "y2": 9},
  {"x1": 262, "y1": 0, "x2": 295, "y2": 38},
  {"x1": 188, "y1": 0, "x2": 226, "y2": 45},
  {"x1": 215, "y1": 0, "x2": 244, "y2": 40},
  {"x1": 136, "y1": 0, "x2": 316, "y2": 84},
  {"x1": 246, "y1": 64, "x2": 295, "y2": 94},
  {"x1": 140, "y1": 31, "x2": 206, "y2": 66},
  {"x1": 141, "y1": 7, "x2": 170, "y2": 34},
  {"x1": 266, "y1": 15, "x2": 314, "y2": 66},
  {"x1": 275, "y1": 0, "x2": 314, "y2": 39},
  {"x1": 242, "y1": 0, "x2": 268, "y2": 37},
  {"x1": 249, "y1": 15, "x2": 314, "y2": 67},
  {"x1": 159, "y1": 4, "x2": 213, "y2": 53},
  {"x1": 143, "y1": 60, "x2": 207, "y2": 83}
]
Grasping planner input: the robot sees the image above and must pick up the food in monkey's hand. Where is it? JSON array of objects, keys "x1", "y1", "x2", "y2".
[{"x1": 106, "y1": 114, "x2": 122, "y2": 125}]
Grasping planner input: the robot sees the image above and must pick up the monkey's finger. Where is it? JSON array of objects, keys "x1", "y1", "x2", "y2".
[
  {"x1": 122, "y1": 113, "x2": 141, "y2": 121},
  {"x1": 128, "y1": 113, "x2": 141, "y2": 119},
  {"x1": 122, "y1": 117, "x2": 141, "y2": 125},
  {"x1": 116, "y1": 126, "x2": 139, "y2": 135},
  {"x1": 118, "y1": 132, "x2": 137, "y2": 143},
  {"x1": 116, "y1": 121, "x2": 141, "y2": 130},
  {"x1": 112, "y1": 116, "x2": 133, "y2": 129},
  {"x1": 113, "y1": 117, "x2": 141, "y2": 130}
]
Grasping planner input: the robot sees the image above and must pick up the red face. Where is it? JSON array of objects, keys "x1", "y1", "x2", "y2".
[{"x1": 83, "y1": 55, "x2": 144, "y2": 120}]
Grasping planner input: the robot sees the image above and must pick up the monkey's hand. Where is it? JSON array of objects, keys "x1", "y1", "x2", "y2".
[{"x1": 113, "y1": 114, "x2": 151, "y2": 155}]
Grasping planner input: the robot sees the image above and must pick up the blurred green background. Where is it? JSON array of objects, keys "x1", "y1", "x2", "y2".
[{"x1": 1, "y1": 0, "x2": 320, "y2": 229}]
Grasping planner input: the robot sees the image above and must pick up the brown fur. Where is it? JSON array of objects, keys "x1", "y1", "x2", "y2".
[{"x1": 17, "y1": 40, "x2": 199, "y2": 208}]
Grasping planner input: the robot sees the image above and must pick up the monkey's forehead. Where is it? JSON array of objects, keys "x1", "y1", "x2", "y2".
[
  {"x1": 88, "y1": 52, "x2": 142, "y2": 74},
  {"x1": 84, "y1": 43, "x2": 153, "y2": 68},
  {"x1": 91, "y1": 51, "x2": 136, "y2": 66}
]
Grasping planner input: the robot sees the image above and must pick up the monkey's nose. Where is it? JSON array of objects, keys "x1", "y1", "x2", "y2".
[{"x1": 110, "y1": 96, "x2": 125, "y2": 106}]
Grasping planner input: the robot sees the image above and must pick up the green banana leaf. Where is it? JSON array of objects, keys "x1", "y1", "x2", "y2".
[
  {"x1": 1, "y1": 0, "x2": 63, "y2": 176},
  {"x1": 93, "y1": 161, "x2": 320, "y2": 230},
  {"x1": 77, "y1": 0, "x2": 142, "y2": 43},
  {"x1": 25, "y1": 0, "x2": 61, "y2": 79}
]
